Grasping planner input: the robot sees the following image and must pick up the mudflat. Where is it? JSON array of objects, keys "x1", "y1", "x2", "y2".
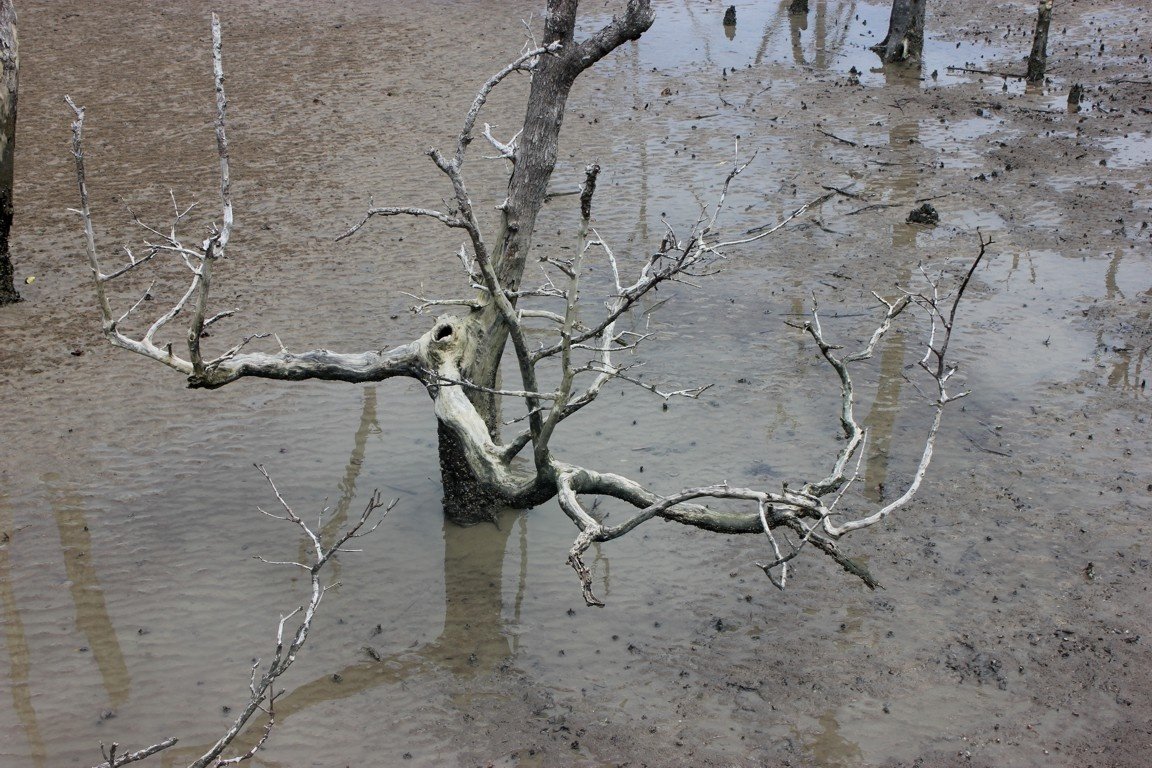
[{"x1": 1, "y1": 1, "x2": 1148, "y2": 766}]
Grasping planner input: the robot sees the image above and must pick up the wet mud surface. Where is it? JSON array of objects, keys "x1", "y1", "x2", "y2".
[{"x1": 1, "y1": 1, "x2": 1150, "y2": 766}]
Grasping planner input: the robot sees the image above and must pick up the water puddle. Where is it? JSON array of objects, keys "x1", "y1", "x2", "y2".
[
  {"x1": 635, "y1": 0, "x2": 1025, "y2": 91},
  {"x1": 1100, "y1": 131, "x2": 1152, "y2": 170}
]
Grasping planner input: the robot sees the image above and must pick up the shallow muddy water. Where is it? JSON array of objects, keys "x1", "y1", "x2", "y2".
[{"x1": 2, "y1": 2, "x2": 1150, "y2": 767}]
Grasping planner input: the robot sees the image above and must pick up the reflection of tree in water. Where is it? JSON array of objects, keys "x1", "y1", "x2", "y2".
[
  {"x1": 296, "y1": 387, "x2": 382, "y2": 578},
  {"x1": 765, "y1": 0, "x2": 858, "y2": 69},
  {"x1": 1004, "y1": 245, "x2": 1147, "y2": 396},
  {"x1": 0, "y1": 475, "x2": 135, "y2": 767},
  {"x1": 1100, "y1": 250, "x2": 1150, "y2": 396},
  {"x1": 47, "y1": 474, "x2": 132, "y2": 709},
  {"x1": 862, "y1": 65, "x2": 922, "y2": 503},
  {"x1": 0, "y1": 497, "x2": 46, "y2": 768},
  {"x1": 671, "y1": 0, "x2": 857, "y2": 70},
  {"x1": 156, "y1": 519, "x2": 521, "y2": 766}
]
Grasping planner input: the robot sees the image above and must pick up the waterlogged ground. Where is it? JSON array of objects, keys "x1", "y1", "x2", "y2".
[{"x1": 1, "y1": 1, "x2": 1150, "y2": 766}]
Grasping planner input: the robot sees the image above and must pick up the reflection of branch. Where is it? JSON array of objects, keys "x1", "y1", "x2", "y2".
[
  {"x1": 0, "y1": 497, "x2": 46, "y2": 768},
  {"x1": 88, "y1": 468, "x2": 394, "y2": 768},
  {"x1": 300, "y1": 386, "x2": 383, "y2": 573},
  {"x1": 49, "y1": 477, "x2": 131, "y2": 707}
]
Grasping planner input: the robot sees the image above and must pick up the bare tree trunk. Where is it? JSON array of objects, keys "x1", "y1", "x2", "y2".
[
  {"x1": 871, "y1": 0, "x2": 926, "y2": 64},
  {"x1": 438, "y1": 421, "x2": 505, "y2": 524},
  {"x1": 789, "y1": 0, "x2": 809, "y2": 14},
  {"x1": 0, "y1": 0, "x2": 18, "y2": 305},
  {"x1": 445, "y1": 0, "x2": 653, "y2": 522},
  {"x1": 1026, "y1": 0, "x2": 1054, "y2": 83},
  {"x1": 468, "y1": 0, "x2": 652, "y2": 409}
]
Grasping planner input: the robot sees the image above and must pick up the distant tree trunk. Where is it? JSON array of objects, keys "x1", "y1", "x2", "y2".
[
  {"x1": 788, "y1": 0, "x2": 809, "y2": 14},
  {"x1": 1026, "y1": 0, "x2": 1054, "y2": 83},
  {"x1": 0, "y1": 0, "x2": 18, "y2": 305},
  {"x1": 871, "y1": 0, "x2": 926, "y2": 63}
]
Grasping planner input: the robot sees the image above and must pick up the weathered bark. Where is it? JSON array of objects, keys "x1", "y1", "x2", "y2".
[
  {"x1": 0, "y1": 0, "x2": 18, "y2": 305},
  {"x1": 871, "y1": 0, "x2": 926, "y2": 63},
  {"x1": 1026, "y1": 0, "x2": 1054, "y2": 83}
]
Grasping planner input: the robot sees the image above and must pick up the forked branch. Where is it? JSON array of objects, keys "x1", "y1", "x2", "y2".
[{"x1": 555, "y1": 237, "x2": 988, "y2": 604}]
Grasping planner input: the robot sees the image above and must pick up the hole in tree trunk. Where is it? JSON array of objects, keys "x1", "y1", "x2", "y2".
[{"x1": 435, "y1": 324, "x2": 453, "y2": 341}]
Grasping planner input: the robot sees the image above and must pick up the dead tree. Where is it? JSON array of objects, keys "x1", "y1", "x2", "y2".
[
  {"x1": 0, "y1": 0, "x2": 18, "y2": 305},
  {"x1": 871, "y1": 0, "x2": 927, "y2": 63},
  {"x1": 69, "y1": 3, "x2": 986, "y2": 606},
  {"x1": 1026, "y1": 0, "x2": 1054, "y2": 83}
]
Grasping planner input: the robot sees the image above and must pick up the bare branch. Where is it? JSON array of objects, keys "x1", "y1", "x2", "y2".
[
  {"x1": 422, "y1": 368, "x2": 560, "y2": 401},
  {"x1": 449, "y1": 43, "x2": 561, "y2": 173},
  {"x1": 579, "y1": 361, "x2": 713, "y2": 402},
  {"x1": 721, "y1": 189, "x2": 836, "y2": 248},
  {"x1": 481, "y1": 122, "x2": 520, "y2": 161},
  {"x1": 336, "y1": 204, "x2": 465, "y2": 242},
  {"x1": 90, "y1": 738, "x2": 179, "y2": 768},
  {"x1": 98, "y1": 249, "x2": 159, "y2": 282},
  {"x1": 821, "y1": 234, "x2": 991, "y2": 538}
]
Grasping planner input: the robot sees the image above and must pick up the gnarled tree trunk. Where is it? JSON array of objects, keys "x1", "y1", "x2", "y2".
[
  {"x1": 467, "y1": 0, "x2": 652, "y2": 405},
  {"x1": 0, "y1": 0, "x2": 18, "y2": 305},
  {"x1": 871, "y1": 0, "x2": 926, "y2": 64}
]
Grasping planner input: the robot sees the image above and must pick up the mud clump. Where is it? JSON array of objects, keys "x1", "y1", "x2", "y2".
[
  {"x1": 907, "y1": 203, "x2": 940, "y2": 225},
  {"x1": 944, "y1": 641, "x2": 1008, "y2": 690}
]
